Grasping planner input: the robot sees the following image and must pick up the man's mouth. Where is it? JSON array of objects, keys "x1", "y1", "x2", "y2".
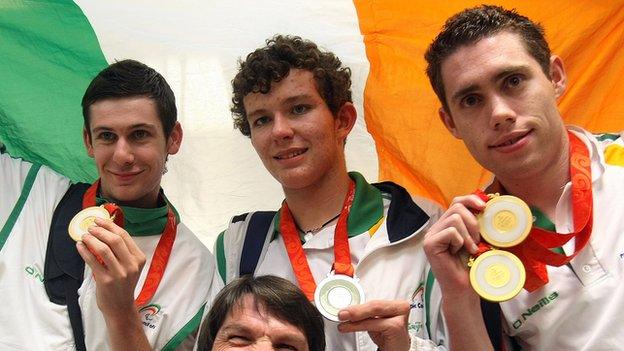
[
  {"x1": 110, "y1": 170, "x2": 142, "y2": 180},
  {"x1": 274, "y1": 148, "x2": 307, "y2": 160},
  {"x1": 490, "y1": 130, "x2": 532, "y2": 149}
]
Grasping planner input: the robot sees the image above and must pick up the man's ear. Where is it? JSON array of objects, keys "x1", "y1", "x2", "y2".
[
  {"x1": 549, "y1": 55, "x2": 567, "y2": 98},
  {"x1": 439, "y1": 107, "x2": 462, "y2": 139},
  {"x1": 335, "y1": 102, "x2": 357, "y2": 141},
  {"x1": 83, "y1": 127, "x2": 95, "y2": 158},
  {"x1": 166, "y1": 122, "x2": 183, "y2": 155}
]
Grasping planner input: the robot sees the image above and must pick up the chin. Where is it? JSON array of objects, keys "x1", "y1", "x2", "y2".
[{"x1": 276, "y1": 173, "x2": 315, "y2": 190}]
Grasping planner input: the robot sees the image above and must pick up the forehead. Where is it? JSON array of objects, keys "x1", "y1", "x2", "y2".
[
  {"x1": 222, "y1": 295, "x2": 305, "y2": 335},
  {"x1": 88, "y1": 96, "x2": 162, "y2": 131},
  {"x1": 242, "y1": 69, "x2": 321, "y2": 110},
  {"x1": 440, "y1": 32, "x2": 541, "y2": 93}
]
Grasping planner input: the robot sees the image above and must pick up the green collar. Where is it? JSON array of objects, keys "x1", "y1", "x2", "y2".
[
  {"x1": 530, "y1": 207, "x2": 556, "y2": 231},
  {"x1": 530, "y1": 207, "x2": 565, "y2": 254},
  {"x1": 271, "y1": 171, "x2": 383, "y2": 241},
  {"x1": 96, "y1": 190, "x2": 180, "y2": 236}
]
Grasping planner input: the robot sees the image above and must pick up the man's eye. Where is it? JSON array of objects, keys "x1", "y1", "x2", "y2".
[
  {"x1": 505, "y1": 74, "x2": 524, "y2": 88},
  {"x1": 228, "y1": 335, "x2": 252, "y2": 346},
  {"x1": 461, "y1": 95, "x2": 481, "y2": 107},
  {"x1": 276, "y1": 344, "x2": 299, "y2": 351},
  {"x1": 253, "y1": 116, "x2": 270, "y2": 127},
  {"x1": 133, "y1": 130, "x2": 149, "y2": 139},
  {"x1": 97, "y1": 131, "x2": 116, "y2": 141},
  {"x1": 292, "y1": 104, "x2": 310, "y2": 115}
]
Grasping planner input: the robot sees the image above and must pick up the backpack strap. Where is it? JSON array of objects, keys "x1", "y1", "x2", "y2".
[
  {"x1": 44, "y1": 182, "x2": 90, "y2": 351},
  {"x1": 481, "y1": 299, "x2": 503, "y2": 350},
  {"x1": 239, "y1": 211, "x2": 276, "y2": 276}
]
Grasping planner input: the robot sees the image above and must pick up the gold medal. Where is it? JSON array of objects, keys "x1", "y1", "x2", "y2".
[
  {"x1": 314, "y1": 273, "x2": 365, "y2": 322},
  {"x1": 478, "y1": 195, "x2": 532, "y2": 248},
  {"x1": 68, "y1": 206, "x2": 111, "y2": 241},
  {"x1": 469, "y1": 249, "x2": 526, "y2": 302}
]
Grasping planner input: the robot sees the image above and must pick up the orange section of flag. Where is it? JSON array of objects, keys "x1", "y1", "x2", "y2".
[{"x1": 354, "y1": 1, "x2": 624, "y2": 206}]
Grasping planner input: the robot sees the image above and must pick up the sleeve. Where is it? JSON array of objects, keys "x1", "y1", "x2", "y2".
[
  {"x1": 214, "y1": 230, "x2": 227, "y2": 283},
  {"x1": 0, "y1": 154, "x2": 69, "y2": 241}
]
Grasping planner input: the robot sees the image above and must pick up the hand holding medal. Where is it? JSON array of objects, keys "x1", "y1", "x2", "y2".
[
  {"x1": 69, "y1": 204, "x2": 123, "y2": 242},
  {"x1": 73, "y1": 180, "x2": 177, "y2": 311},
  {"x1": 469, "y1": 131, "x2": 594, "y2": 300},
  {"x1": 468, "y1": 192, "x2": 529, "y2": 302}
]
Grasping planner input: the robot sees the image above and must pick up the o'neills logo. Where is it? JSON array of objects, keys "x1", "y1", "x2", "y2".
[
  {"x1": 512, "y1": 292, "x2": 559, "y2": 329},
  {"x1": 138, "y1": 304, "x2": 162, "y2": 329},
  {"x1": 25, "y1": 264, "x2": 44, "y2": 283}
]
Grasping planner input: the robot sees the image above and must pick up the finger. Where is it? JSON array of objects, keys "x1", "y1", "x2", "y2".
[
  {"x1": 77, "y1": 241, "x2": 109, "y2": 276},
  {"x1": 427, "y1": 214, "x2": 477, "y2": 255},
  {"x1": 447, "y1": 202, "x2": 481, "y2": 242},
  {"x1": 425, "y1": 225, "x2": 469, "y2": 257},
  {"x1": 93, "y1": 217, "x2": 143, "y2": 257},
  {"x1": 444, "y1": 211, "x2": 479, "y2": 253},
  {"x1": 87, "y1": 225, "x2": 135, "y2": 265},
  {"x1": 338, "y1": 300, "x2": 410, "y2": 322},
  {"x1": 80, "y1": 232, "x2": 125, "y2": 277},
  {"x1": 449, "y1": 194, "x2": 487, "y2": 211},
  {"x1": 337, "y1": 315, "x2": 405, "y2": 333}
]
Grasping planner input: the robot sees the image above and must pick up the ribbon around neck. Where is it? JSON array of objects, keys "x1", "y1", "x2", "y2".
[
  {"x1": 476, "y1": 131, "x2": 593, "y2": 292},
  {"x1": 83, "y1": 180, "x2": 177, "y2": 307},
  {"x1": 280, "y1": 180, "x2": 356, "y2": 300}
]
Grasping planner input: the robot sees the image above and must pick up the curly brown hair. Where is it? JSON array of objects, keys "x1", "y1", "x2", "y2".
[
  {"x1": 425, "y1": 5, "x2": 551, "y2": 113},
  {"x1": 231, "y1": 35, "x2": 352, "y2": 136}
]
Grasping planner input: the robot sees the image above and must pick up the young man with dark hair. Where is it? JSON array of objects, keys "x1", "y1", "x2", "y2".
[
  {"x1": 198, "y1": 275, "x2": 325, "y2": 351},
  {"x1": 213, "y1": 35, "x2": 446, "y2": 351},
  {"x1": 0, "y1": 59, "x2": 220, "y2": 350},
  {"x1": 423, "y1": 5, "x2": 624, "y2": 350}
]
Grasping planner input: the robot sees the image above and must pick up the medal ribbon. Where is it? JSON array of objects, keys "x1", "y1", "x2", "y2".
[
  {"x1": 83, "y1": 180, "x2": 177, "y2": 307},
  {"x1": 280, "y1": 180, "x2": 356, "y2": 300},
  {"x1": 477, "y1": 131, "x2": 593, "y2": 292}
]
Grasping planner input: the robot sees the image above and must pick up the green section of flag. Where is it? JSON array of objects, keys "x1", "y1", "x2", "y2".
[{"x1": 0, "y1": 0, "x2": 108, "y2": 182}]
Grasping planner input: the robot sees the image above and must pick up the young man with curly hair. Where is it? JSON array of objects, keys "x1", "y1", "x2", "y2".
[
  {"x1": 423, "y1": 5, "x2": 624, "y2": 350},
  {"x1": 210, "y1": 35, "x2": 447, "y2": 351}
]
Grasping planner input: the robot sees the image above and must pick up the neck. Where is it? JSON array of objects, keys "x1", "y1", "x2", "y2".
[
  {"x1": 99, "y1": 182, "x2": 162, "y2": 209},
  {"x1": 498, "y1": 142, "x2": 570, "y2": 220},
  {"x1": 283, "y1": 168, "x2": 351, "y2": 233}
]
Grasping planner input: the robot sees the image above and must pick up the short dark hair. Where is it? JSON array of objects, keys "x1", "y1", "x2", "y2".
[
  {"x1": 231, "y1": 35, "x2": 352, "y2": 136},
  {"x1": 198, "y1": 275, "x2": 325, "y2": 351},
  {"x1": 81, "y1": 59, "x2": 177, "y2": 137},
  {"x1": 425, "y1": 5, "x2": 551, "y2": 112}
]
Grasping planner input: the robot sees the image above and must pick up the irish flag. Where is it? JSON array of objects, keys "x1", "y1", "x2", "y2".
[{"x1": 1, "y1": 0, "x2": 622, "y2": 246}]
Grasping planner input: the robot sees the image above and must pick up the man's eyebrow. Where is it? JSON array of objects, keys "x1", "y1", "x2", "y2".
[
  {"x1": 91, "y1": 123, "x2": 156, "y2": 133},
  {"x1": 246, "y1": 94, "x2": 314, "y2": 118},
  {"x1": 451, "y1": 84, "x2": 479, "y2": 103},
  {"x1": 282, "y1": 94, "x2": 314, "y2": 105},
  {"x1": 492, "y1": 65, "x2": 530, "y2": 82},
  {"x1": 219, "y1": 323, "x2": 252, "y2": 334},
  {"x1": 273, "y1": 333, "x2": 307, "y2": 345}
]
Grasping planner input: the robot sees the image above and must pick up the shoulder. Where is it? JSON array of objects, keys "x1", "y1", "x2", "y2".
[
  {"x1": 1, "y1": 153, "x2": 71, "y2": 218},
  {"x1": 1, "y1": 152, "x2": 69, "y2": 188},
  {"x1": 375, "y1": 181, "x2": 442, "y2": 241},
  {"x1": 214, "y1": 211, "x2": 277, "y2": 283}
]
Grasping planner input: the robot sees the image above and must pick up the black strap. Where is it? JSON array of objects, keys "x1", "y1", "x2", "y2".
[
  {"x1": 239, "y1": 211, "x2": 276, "y2": 276},
  {"x1": 481, "y1": 299, "x2": 503, "y2": 350},
  {"x1": 44, "y1": 182, "x2": 90, "y2": 351}
]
